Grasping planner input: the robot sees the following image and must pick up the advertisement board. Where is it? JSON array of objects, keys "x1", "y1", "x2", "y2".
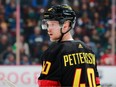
[
  {"x1": 0, "y1": 66, "x2": 116, "y2": 87},
  {"x1": 98, "y1": 66, "x2": 116, "y2": 87},
  {"x1": 0, "y1": 66, "x2": 42, "y2": 87}
]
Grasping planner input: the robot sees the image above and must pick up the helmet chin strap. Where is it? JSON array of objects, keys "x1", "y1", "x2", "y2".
[{"x1": 58, "y1": 25, "x2": 72, "y2": 42}]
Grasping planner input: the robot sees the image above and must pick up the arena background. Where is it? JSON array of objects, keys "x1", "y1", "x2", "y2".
[{"x1": 0, "y1": 0, "x2": 116, "y2": 87}]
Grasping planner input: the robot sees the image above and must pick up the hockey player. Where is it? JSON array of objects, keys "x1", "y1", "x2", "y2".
[{"x1": 38, "y1": 4, "x2": 101, "y2": 87}]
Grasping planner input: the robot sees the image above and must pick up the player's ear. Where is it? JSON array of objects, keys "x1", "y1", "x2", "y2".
[{"x1": 62, "y1": 20, "x2": 71, "y2": 33}]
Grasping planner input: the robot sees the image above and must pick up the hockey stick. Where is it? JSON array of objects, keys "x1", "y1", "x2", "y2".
[{"x1": 2, "y1": 79, "x2": 17, "y2": 87}]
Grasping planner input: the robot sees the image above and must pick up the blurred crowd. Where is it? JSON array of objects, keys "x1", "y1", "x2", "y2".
[{"x1": 0, "y1": 0, "x2": 116, "y2": 65}]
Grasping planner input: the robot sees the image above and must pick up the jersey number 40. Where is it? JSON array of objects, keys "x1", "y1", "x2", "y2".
[{"x1": 73, "y1": 68, "x2": 96, "y2": 87}]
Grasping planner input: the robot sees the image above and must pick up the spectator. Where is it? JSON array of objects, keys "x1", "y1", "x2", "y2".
[
  {"x1": 2, "y1": 45, "x2": 14, "y2": 61},
  {"x1": 28, "y1": 26, "x2": 43, "y2": 59},
  {"x1": 100, "y1": 48, "x2": 116, "y2": 65},
  {"x1": 73, "y1": 26, "x2": 83, "y2": 40},
  {"x1": 21, "y1": 54, "x2": 31, "y2": 65},
  {"x1": 4, "y1": 53, "x2": 16, "y2": 65},
  {"x1": 4, "y1": 0, "x2": 16, "y2": 20},
  {"x1": 28, "y1": 26, "x2": 43, "y2": 45},
  {"x1": 0, "y1": 34, "x2": 10, "y2": 63},
  {"x1": 91, "y1": 28, "x2": 101, "y2": 44},
  {"x1": 83, "y1": 35, "x2": 98, "y2": 56},
  {"x1": 0, "y1": 22, "x2": 14, "y2": 44},
  {"x1": 12, "y1": 34, "x2": 30, "y2": 55}
]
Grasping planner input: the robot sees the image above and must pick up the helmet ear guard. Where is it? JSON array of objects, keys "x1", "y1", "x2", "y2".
[{"x1": 41, "y1": 4, "x2": 77, "y2": 30}]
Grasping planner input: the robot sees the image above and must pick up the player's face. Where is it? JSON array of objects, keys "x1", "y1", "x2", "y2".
[{"x1": 47, "y1": 21, "x2": 61, "y2": 41}]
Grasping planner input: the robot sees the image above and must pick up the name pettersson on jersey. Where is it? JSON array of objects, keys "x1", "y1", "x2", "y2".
[{"x1": 63, "y1": 52, "x2": 95, "y2": 66}]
